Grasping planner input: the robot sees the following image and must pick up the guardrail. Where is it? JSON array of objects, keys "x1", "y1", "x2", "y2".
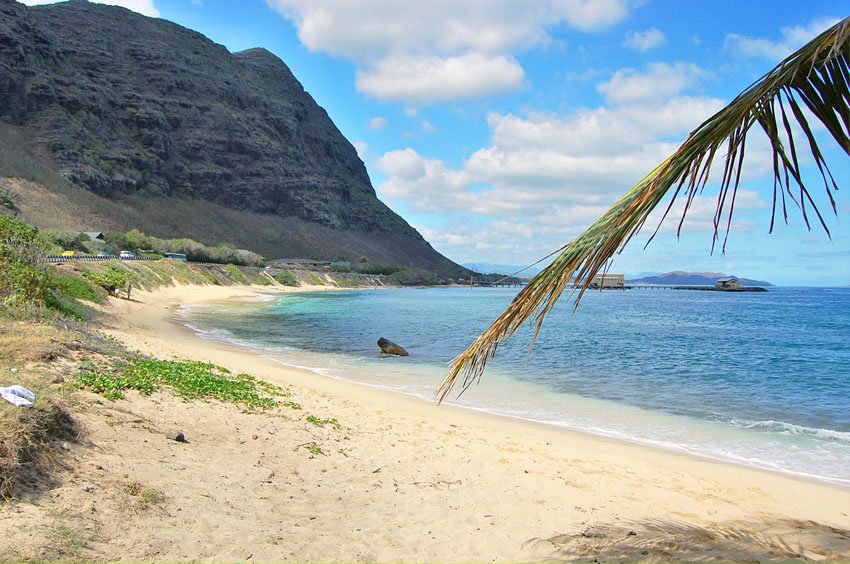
[{"x1": 46, "y1": 255, "x2": 158, "y2": 263}]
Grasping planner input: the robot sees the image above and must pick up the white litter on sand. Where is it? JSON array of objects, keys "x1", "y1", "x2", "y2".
[{"x1": 0, "y1": 385, "x2": 35, "y2": 408}]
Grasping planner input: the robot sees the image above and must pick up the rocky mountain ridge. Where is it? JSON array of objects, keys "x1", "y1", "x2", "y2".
[
  {"x1": 0, "y1": 0, "x2": 460, "y2": 270},
  {"x1": 627, "y1": 271, "x2": 773, "y2": 287}
]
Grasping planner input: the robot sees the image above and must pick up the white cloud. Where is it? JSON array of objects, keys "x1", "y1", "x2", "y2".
[
  {"x1": 356, "y1": 53, "x2": 524, "y2": 103},
  {"x1": 367, "y1": 116, "x2": 387, "y2": 130},
  {"x1": 376, "y1": 94, "x2": 725, "y2": 218},
  {"x1": 370, "y1": 88, "x2": 759, "y2": 264},
  {"x1": 549, "y1": 0, "x2": 632, "y2": 32},
  {"x1": 266, "y1": 0, "x2": 633, "y2": 103},
  {"x1": 20, "y1": 0, "x2": 159, "y2": 17},
  {"x1": 401, "y1": 119, "x2": 438, "y2": 138},
  {"x1": 645, "y1": 189, "x2": 767, "y2": 238},
  {"x1": 724, "y1": 17, "x2": 840, "y2": 60},
  {"x1": 268, "y1": 0, "x2": 632, "y2": 59},
  {"x1": 376, "y1": 148, "x2": 475, "y2": 212},
  {"x1": 623, "y1": 27, "x2": 665, "y2": 52},
  {"x1": 597, "y1": 62, "x2": 707, "y2": 105}
]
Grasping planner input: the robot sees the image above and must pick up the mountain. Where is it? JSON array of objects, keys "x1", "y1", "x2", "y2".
[
  {"x1": 0, "y1": 0, "x2": 462, "y2": 271},
  {"x1": 627, "y1": 271, "x2": 773, "y2": 287}
]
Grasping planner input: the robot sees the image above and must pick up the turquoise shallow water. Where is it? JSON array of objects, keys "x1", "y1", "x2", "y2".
[{"x1": 179, "y1": 286, "x2": 850, "y2": 486}]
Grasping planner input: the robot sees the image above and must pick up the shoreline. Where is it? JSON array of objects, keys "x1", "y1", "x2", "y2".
[
  {"x1": 206, "y1": 330, "x2": 849, "y2": 490},
  {"x1": 97, "y1": 282, "x2": 850, "y2": 560},
  {"x1": 174, "y1": 285, "x2": 849, "y2": 489}
]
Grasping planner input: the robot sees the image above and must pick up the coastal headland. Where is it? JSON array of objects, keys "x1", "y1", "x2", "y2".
[{"x1": 2, "y1": 281, "x2": 846, "y2": 561}]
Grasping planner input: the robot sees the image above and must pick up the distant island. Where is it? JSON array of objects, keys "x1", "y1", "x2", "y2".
[{"x1": 627, "y1": 271, "x2": 773, "y2": 287}]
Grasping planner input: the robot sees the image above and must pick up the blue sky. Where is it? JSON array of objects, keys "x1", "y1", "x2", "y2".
[{"x1": 22, "y1": 0, "x2": 850, "y2": 285}]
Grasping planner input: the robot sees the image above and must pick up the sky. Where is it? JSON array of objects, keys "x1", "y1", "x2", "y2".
[{"x1": 21, "y1": 0, "x2": 850, "y2": 285}]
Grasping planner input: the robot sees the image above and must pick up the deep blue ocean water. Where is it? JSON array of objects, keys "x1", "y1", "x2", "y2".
[{"x1": 180, "y1": 286, "x2": 850, "y2": 485}]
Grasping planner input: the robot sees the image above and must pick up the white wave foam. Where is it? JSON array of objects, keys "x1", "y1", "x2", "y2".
[{"x1": 728, "y1": 418, "x2": 850, "y2": 442}]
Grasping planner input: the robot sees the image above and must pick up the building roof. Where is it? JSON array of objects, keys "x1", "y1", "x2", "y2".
[{"x1": 716, "y1": 276, "x2": 740, "y2": 282}]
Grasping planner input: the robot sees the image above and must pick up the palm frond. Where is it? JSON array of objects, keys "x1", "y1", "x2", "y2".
[{"x1": 437, "y1": 17, "x2": 850, "y2": 403}]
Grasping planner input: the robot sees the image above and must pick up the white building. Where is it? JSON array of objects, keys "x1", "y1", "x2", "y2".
[
  {"x1": 589, "y1": 273, "x2": 625, "y2": 288},
  {"x1": 715, "y1": 276, "x2": 743, "y2": 290}
]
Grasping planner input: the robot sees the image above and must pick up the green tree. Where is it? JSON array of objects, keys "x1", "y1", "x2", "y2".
[
  {"x1": 0, "y1": 216, "x2": 50, "y2": 307},
  {"x1": 438, "y1": 18, "x2": 849, "y2": 401}
]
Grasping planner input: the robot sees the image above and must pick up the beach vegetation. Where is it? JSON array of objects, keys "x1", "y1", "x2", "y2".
[
  {"x1": 333, "y1": 277, "x2": 358, "y2": 288},
  {"x1": 50, "y1": 272, "x2": 105, "y2": 304},
  {"x1": 224, "y1": 263, "x2": 247, "y2": 283},
  {"x1": 83, "y1": 266, "x2": 130, "y2": 294},
  {"x1": 295, "y1": 441, "x2": 326, "y2": 457},
  {"x1": 201, "y1": 270, "x2": 219, "y2": 284},
  {"x1": 141, "y1": 488, "x2": 163, "y2": 503},
  {"x1": 274, "y1": 271, "x2": 299, "y2": 286},
  {"x1": 76, "y1": 357, "x2": 292, "y2": 409},
  {"x1": 43, "y1": 290, "x2": 98, "y2": 321},
  {"x1": 125, "y1": 482, "x2": 165, "y2": 504},
  {"x1": 305, "y1": 414, "x2": 340, "y2": 429},
  {"x1": 50, "y1": 522, "x2": 90, "y2": 553},
  {"x1": 439, "y1": 18, "x2": 850, "y2": 401},
  {"x1": 355, "y1": 261, "x2": 404, "y2": 276},
  {"x1": 0, "y1": 215, "x2": 51, "y2": 310}
]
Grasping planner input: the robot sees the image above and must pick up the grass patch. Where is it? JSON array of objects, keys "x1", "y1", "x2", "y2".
[
  {"x1": 334, "y1": 278, "x2": 358, "y2": 288},
  {"x1": 141, "y1": 488, "x2": 163, "y2": 503},
  {"x1": 76, "y1": 357, "x2": 294, "y2": 409},
  {"x1": 82, "y1": 265, "x2": 130, "y2": 294},
  {"x1": 273, "y1": 271, "x2": 299, "y2": 287},
  {"x1": 201, "y1": 270, "x2": 219, "y2": 285},
  {"x1": 44, "y1": 291, "x2": 98, "y2": 321},
  {"x1": 51, "y1": 523, "x2": 89, "y2": 552},
  {"x1": 51, "y1": 272, "x2": 104, "y2": 304},
  {"x1": 224, "y1": 264, "x2": 247, "y2": 284},
  {"x1": 295, "y1": 441, "x2": 326, "y2": 457},
  {"x1": 126, "y1": 482, "x2": 164, "y2": 504},
  {"x1": 251, "y1": 272, "x2": 272, "y2": 285},
  {"x1": 306, "y1": 414, "x2": 340, "y2": 429}
]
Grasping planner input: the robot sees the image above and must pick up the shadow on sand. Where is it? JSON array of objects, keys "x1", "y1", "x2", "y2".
[{"x1": 520, "y1": 517, "x2": 850, "y2": 562}]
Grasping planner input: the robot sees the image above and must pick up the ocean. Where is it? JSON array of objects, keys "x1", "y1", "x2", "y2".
[{"x1": 179, "y1": 286, "x2": 850, "y2": 486}]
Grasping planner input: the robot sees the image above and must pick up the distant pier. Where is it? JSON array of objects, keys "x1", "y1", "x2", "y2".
[
  {"x1": 470, "y1": 280, "x2": 525, "y2": 288},
  {"x1": 624, "y1": 285, "x2": 767, "y2": 292}
]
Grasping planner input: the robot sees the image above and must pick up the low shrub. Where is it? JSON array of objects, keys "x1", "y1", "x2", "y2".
[
  {"x1": 224, "y1": 264, "x2": 247, "y2": 283},
  {"x1": 76, "y1": 358, "x2": 292, "y2": 409},
  {"x1": 0, "y1": 216, "x2": 51, "y2": 310},
  {"x1": 51, "y1": 272, "x2": 104, "y2": 304},
  {"x1": 83, "y1": 266, "x2": 130, "y2": 293},
  {"x1": 274, "y1": 271, "x2": 299, "y2": 287}
]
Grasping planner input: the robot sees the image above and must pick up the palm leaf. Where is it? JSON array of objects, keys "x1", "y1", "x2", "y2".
[{"x1": 437, "y1": 17, "x2": 850, "y2": 403}]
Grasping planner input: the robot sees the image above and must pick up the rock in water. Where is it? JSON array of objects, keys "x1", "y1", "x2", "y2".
[{"x1": 378, "y1": 338, "x2": 409, "y2": 356}]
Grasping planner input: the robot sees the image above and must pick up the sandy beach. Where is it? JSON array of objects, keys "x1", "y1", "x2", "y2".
[{"x1": 12, "y1": 283, "x2": 847, "y2": 561}]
